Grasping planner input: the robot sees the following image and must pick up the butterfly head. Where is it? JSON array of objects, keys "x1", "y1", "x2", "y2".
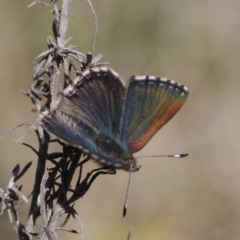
[{"x1": 122, "y1": 155, "x2": 141, "y2": 172}]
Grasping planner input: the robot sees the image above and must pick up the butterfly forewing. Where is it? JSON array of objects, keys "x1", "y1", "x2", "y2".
[
  {"x1": 121, "y1": 76, "x2": 189, "y2": 153},
  {"x1": 65, "y1": 68, "x2": 126, "y2": 135}
]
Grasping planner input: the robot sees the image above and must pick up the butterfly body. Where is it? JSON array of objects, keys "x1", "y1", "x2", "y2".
[{"x1": 39, "y1": 67, "x2": 188, "y2": 171}]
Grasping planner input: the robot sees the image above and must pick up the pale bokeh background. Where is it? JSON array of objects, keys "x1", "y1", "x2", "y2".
[{"x1": 0, "y1": 0, "x2": 240, "y2": 239}]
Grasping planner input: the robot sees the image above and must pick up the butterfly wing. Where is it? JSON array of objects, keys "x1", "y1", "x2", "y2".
[
  {"x1": 65, "y1": 67, "x2": 126, "y2": 135},
  {"x1": 39, "y1": 67, "x2": 129, "y2": 167},
  {"x1": 121, "y1": 76, "x2": 189, "y2": 153}
]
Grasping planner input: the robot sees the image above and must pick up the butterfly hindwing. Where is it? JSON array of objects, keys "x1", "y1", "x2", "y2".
[{"x1": 121, "y1": 76, "x2": 189, "y2": 153}]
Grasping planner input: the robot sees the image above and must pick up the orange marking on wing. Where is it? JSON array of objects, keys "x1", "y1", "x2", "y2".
[{"x1": 128, "y1": 100, "x2": 185, "y2": 153}]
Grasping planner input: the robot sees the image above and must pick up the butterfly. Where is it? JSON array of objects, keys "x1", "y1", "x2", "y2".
[{"x1": 39, "y1": 67, "x2": 189, "y2": 171}]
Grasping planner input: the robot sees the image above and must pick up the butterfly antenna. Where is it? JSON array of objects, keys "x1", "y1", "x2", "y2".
[
  {"x1": 123, "y1": 167, "x2": 132, "y2": 217},
  {"x1": 126, "y1": 226, "x2": 133, "y2": 240},
  {"x1": 86, "y1": 0, "x2": 98, "y2": 54},
  {"x1": 16, "y1": 120, "x2": 38, "y2": 143},
  {"x1": 0, "y1": 123, "x2": 34, "y2": 142},
  {"x1": 136, "y1": 153, "x2": 188, "y2": 159}
]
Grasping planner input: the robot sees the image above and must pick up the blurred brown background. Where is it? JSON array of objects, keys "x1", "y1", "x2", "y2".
[{"x1": 0, "y1": 0, "x2": 240, "y2": 239}]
